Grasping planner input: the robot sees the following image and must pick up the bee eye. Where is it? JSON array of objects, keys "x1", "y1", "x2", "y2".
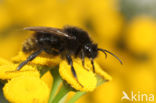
[{"x1": 84, "y1": 45, "x2": 90, "y2": 52}]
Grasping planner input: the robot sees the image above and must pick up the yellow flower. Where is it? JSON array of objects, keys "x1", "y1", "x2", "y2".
[
  {"x1": 0, "y1": 64, "x2": 40, "y2": 80},
  {"x1": 41, "y1": 71, "x2": 53, "y2": 89},
  {"x1": 3, "y1": 76, "x2": 50, "y2": 103},
  {"x1": 126, "y1": 16, "x2": 156, "y2": 53},
  {"x1": 12, "y1": 51, "x2": 62, "y2": 67},
  {"x1": 59, "y1": 58, "x2": 112, "y2": 92},
  {"x1": 75, "y1": 58, "x2": 112, "y2": 81}
]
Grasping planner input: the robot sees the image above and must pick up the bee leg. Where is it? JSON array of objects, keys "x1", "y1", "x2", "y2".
[
  {"x1": 80, "y1": 50, "x2": 85, "y2": 66},
  {"x1": 66, "y1": 55, "x2": 83, "y2": 87},
  {"x1": 90, "y1": 58, "x2": 95, "y2": 73},
  {"x1": 17, "y1": 49, "x2": 43, "y2": 70},
  {"x1": 80, "y1": 50, "x2": 90, "y2": 71}
]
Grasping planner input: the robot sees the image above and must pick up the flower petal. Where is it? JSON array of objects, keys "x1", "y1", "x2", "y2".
[
  {"x1": 3, "y1": 76, "x2": 50, "y2": 103},
  {"x1": 0, "y1": 64, "x2": 40, "y2": 80}
]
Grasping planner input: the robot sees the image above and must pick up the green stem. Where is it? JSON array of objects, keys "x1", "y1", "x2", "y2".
[
  {"x1": 51, "y1": 83, "x2": 72, "y2": 103},
  {"x1": 67, "y1": 92, "x2": 86, "y2": 103},
  {"x1": 48, "y1": 67, "x2": 62, "y2": 103}
]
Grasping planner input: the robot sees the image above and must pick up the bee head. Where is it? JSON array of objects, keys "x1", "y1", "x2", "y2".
[{"x1": 83, "y1": 43, "x2": 98, "y2": 59}]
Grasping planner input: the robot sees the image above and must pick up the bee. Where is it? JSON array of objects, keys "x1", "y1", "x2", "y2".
[{"x1": 17, "y1": 26, "x2": 122, "y2": 85}]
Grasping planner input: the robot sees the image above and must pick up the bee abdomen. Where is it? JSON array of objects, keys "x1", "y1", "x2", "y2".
[{"x1": 22, "y1": 37, "x2": 38, "y2": 53}]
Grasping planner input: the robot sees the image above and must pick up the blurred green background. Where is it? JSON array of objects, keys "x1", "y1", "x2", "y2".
[{"x1": 0, "y1": 0, "x2": 156, "y2": 103}]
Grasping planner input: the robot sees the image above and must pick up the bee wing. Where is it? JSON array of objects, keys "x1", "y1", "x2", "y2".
[{"x1": 24, "y1": 26, "x2": 75, "y2": 39}]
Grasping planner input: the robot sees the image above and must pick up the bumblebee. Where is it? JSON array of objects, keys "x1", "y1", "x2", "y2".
[{"x1": 17, "y1": 26, "x2": 122, "y2": 84}]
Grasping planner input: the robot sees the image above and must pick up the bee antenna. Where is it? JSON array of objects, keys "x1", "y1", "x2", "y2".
[{"x1": 98, "y1": 48, "x2": 123, "y2": 64}]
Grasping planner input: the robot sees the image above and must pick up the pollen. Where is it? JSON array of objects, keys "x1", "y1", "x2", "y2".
[
  {"x1": 3, "y1": 76, "x2": 50, "y2": 103},
  {"x1": 0, "y1": 64, "x2": 40, "y2": 80},
  {"x1": 12, "y1": 51, "x2": 62, "y2": 66}
]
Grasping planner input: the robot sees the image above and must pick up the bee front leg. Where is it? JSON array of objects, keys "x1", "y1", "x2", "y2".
[
  {"x1": 80, "y1": 50, "x2": 90, "y2": 71},
  {"x1": 90, "y1": 58, "x2": 95, "y2": 73},
  {"x1": 17, "y1": 49, "x2": 43, "y2": 70},
  {"x1": 66, "y1": 54, "x2": 83, "y2": 87}
]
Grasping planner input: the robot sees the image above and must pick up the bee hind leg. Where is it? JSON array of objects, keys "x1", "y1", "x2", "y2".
[
  {"x1": 66, "y1": 54, "x2": 83, "y2": 87},
  {"x1": 17, "y1": 49, "x2": 43, "y2": 70}
]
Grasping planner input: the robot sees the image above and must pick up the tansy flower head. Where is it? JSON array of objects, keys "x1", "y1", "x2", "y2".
[
  {"x1": 59, "y1": 58, "x2": 112, "y2": 92},
  {"x1": 3, "y1": 76, "x2": 50, "y2": 103},
  {"x1": 75, "y1": 58, "x2": 112, "y2": 81},
  {"x1": 12, "y1": 51, "x2": 62, "y2": 67},
  {"x1": 0, "y1": 64, "x2": 40, "y2": 80}
]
